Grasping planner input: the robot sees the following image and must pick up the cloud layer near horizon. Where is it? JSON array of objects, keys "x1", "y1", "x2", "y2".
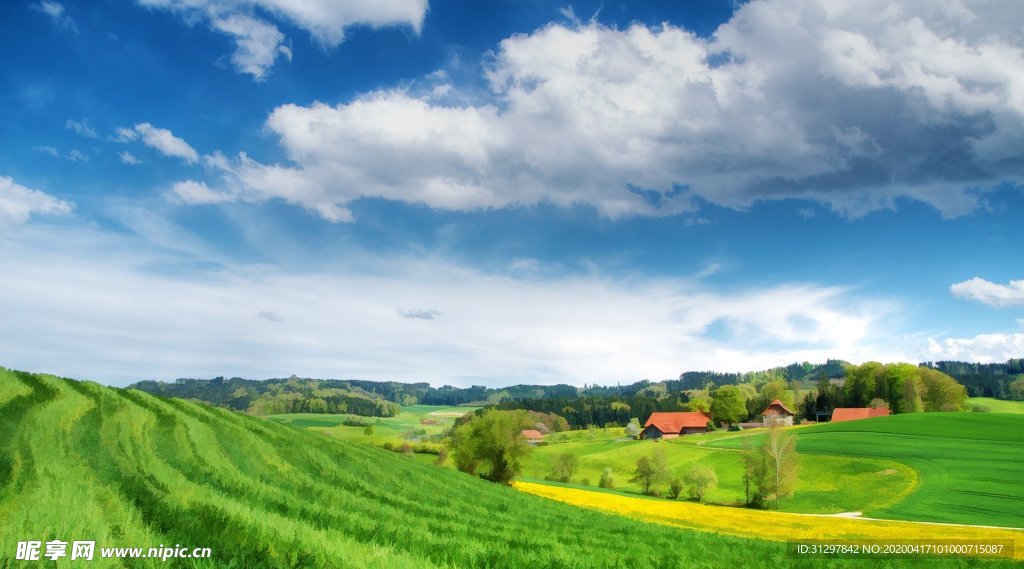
[
  {"x1": 0, "y1": 221, "x2": 908, "y2": 386},
  {"x1": 177, "y1": 0, "x2": 1024, "y2": 221}
]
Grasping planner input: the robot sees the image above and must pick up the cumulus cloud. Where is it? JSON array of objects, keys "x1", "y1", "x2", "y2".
[
  {"x1": 136, "y1": 0, "x2": 427, "y2": 79},
  {"x1": 950, "y1": 277, "x2": 1024, "y2": 306},
  {"x1": 0, "y1": 222, "x2": 907, "y2": 385},
  {"x1": 0, "y1": 176, "x2": 73, "y2": 224},
  {"x1": 66, "y1": 118, "x2": 97, "y2": 138},
  {"x1": 194, "y1": 0, "x2": 1024, "y2": 221},
  {"x1": 126, "y1": 123, "x2": 199, "y2": 163},
  {"x1": 32, "y1": 1, "x2": 78, "y2": 33},
  {"x1": 119, "y1": 151, "x2": 141, "y2": 165},
  {"x1": 924, "y1": 334, "x2": 1024, "y2": 363},
  {"x1": 66, "y1": 149, "x2": 88, "y2": 162}
]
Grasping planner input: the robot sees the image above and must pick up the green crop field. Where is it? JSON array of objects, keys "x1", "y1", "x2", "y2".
[
  {"x1": 523, "y1": 429, "x2": 915, "y2": 515},
  {"x1": 0, "y1": 368, "x2": 822, "y2": 569},
  {"x1": 967, "y1": 398, "x2": 1024, "y2": 414},
  {"x1": 269, "y1": 404, "x2": 476, "y2": 449},
  {"x1": 705, "y1": 414, "x2": 1024, "y2": 528}
]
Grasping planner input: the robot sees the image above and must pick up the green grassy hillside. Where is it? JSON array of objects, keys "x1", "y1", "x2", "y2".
[
  {"x1": 523, "y1": 432, "x2": 915, "y2": 515},
  {"x1": 967, "y1": 398, "x2": 1024, "y2": 414},
  {"x1": 706, "y1": 414, "x2": 1024, "y2": 528},
  {"x1": 3, "y1": 368, "x2": 802, "y2": 568}
]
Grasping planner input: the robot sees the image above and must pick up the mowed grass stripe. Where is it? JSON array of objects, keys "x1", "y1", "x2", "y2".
[{"x1": 516, "y1": 482, "x2": 1024, "y2": 561}]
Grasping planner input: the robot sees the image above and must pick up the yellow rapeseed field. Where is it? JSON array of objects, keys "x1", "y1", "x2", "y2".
[{"x1": 516, "y1": 482, "x2": 1024, "y2": 560}]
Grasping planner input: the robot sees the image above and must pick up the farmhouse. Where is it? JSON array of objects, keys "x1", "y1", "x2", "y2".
[
  {"x1": 761, "y1": 399, "x2": 795, "y2": 427},
  {"x1": 640, "y1": 412, "x2": 712, "y2": 439},
  {"x1": 831, "y1": 407, "x2": 890, "y2": 422},
  {"x1": 520, "y1": 429, "x2": 545, "y2": 443}
]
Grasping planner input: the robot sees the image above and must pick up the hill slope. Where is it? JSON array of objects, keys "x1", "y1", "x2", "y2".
[
  {"x1": 3, "y1": 368, "x2": 795, "y2": 568},
  {"x1": 706, "y1": 414, "x2": 1024, "y2": 527}
]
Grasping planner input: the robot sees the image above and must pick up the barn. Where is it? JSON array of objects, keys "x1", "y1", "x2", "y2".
[
  {"x1": 831, "y1": 407, "x2": 890, "y2": 422},
  {"x1": 761, "y1": 399, "x2": 795, "y2": 427},
  {"x1": 520, "y1": 429, "x2": 545, "y2": 443},
  {"x1": 640, "y1": 412, "x2": 712, "y2": 439}
]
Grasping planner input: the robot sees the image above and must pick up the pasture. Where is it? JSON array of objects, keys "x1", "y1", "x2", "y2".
[
  {"x1": 705, "y1": 414, "x2": 1024, "y2": 528},
  {"x1": 268, "y1": 405, "x2": 476, "y2": 448},
  {"x1": 967, "y1": 397, "x2": 1024, "y2": 414},
  {"x1": 524, "y1": 428, "x2": 916, "y2": 515}
]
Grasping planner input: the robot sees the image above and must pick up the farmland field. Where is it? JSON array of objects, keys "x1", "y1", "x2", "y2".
[
  {"x1": 517, "y1": 482, "x2": 1024, "y2": 560},
  {"x1": 967, "y1": 398, "x2": 1024, "y2": 414},
  {"x1": 268, "y1": 405, "x2": 476, "y2": 448},
  {"x1": 1, "y1": 368, "x2": 805, "y2": 568},
  {"x1": 705, "y1": 414, "x2": 1024, "y2": 528},
  {"x1": 522, "y1": 430, "x2": 916, "y2": 515}
]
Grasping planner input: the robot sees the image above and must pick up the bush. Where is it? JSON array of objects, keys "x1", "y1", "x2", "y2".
[
  {"x1": 683, "y1": 464, "x2": 718, "y2": 503},
  {"x1": 580, "y1": 478, "x2": 590, "y2": 486},
  {"x1": 599, "y1": 467, "x2": 614, "y2": 489},
  {"x1": 436, "y1": 447, "x2": 448, "y2": 465},
  {"x1": 727, "y1": 424, "x2": 743, "y2": 432},
  {"x1": 668, "y1": 479, "x2": 683, "y2": 500}
]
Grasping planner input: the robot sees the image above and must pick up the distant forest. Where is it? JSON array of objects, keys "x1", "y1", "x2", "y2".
[{"x1": 128, "y1": 357, "x2": 1022, "y2": 421}]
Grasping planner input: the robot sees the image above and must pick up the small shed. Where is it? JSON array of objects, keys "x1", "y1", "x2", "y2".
[
  {"x1": 831, "y1": 408, "x2": 890, "y2": 422},
  {"x1": 520, "y1": 429, "x2": 545, "y2": 443},
  {"x1": 761, "y1": 399, "x2": 795, "y2": 427},
  {"x1": 640, "y1": 412, "x2": 712, "y2": 439}
]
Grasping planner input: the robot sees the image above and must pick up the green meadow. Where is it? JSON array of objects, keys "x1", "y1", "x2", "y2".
[
  {"x1": 706, "y1": 413, "x2": 1024, "y2": 528},
  {"x1": 1, "y1": 368, "x2": 806, "y2": 568},
  {"x1": 269, "y1": 404, "x2": 476, "y2": 448},
  {"x1": 523, "y1": 428, "x2": 915, "y2": 515},
  {"x1": 967, "y1": 397, "x2": 1024, "y2": 414}
]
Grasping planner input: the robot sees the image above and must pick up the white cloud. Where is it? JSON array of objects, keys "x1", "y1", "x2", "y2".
[
  {"x1": 136, "y1": 0, "x2": 427, "y2": 79},
  {"x1": 398, "y1": 308, "x2": 440, "y2": 320},
  {"x1": 210, "y1": 13, "x2": 290, "y2": 80},
  {"x1": 950, "y1": 277, "x2": 1024, "y2": 307},
  {"x1": 0, "y1": 222, "x2": 908, "y2": 386},
  {"x1": 129, "y1": 123, "x2": 199, "y2": 163},
  {"x1": 119, "y1": 151, "x2": 142, "y2": 165},
  {"x1": 66, "y1": 118, "x2": 97, "y2": 138},
  {"x1": 0, "y1": 176, "x2": 73, "y2": 224},
  {"x1": 167, "y1": 180, "x2": 233, "y2": 204},
  {"x1": 32, "y1": 145, "x2": 59, "y2": 157},
  {"x1": 196, "y1": 1, "x2": 1024, "y2": 221},
  {"x1": 32, "y1": 1, "x2": 78, "y2": 33},
  {"x1": 66, "y1": 149, "x2": 88, "y2": 162},
  {"x1": 924, "y1": 334, "x2": 1024, "y2": 363}
]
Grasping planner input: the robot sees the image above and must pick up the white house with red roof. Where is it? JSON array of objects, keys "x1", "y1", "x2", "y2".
[
  {"x1": 640, "y1": 412, "x2": 712, "y2": 439},
  {"x1": 761, "y1": 399, "x2": 795, "y2": 426}
]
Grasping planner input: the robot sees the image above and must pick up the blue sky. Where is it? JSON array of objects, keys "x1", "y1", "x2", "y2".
[{"x1": 2, "y1": 0, "x2": 1023, "y2": 387}]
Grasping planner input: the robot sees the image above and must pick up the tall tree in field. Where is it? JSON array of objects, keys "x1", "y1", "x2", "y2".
[
  {"x1": 741, "y1": 436, "x2": 769, "y2": 507},
  {"x1": 549, "y1": 452, "x2": 579, "y2": 483},
  {"x1": 763, "y1": 424, "x2": 798, "y2": 509},
  {"x1": 1010, "y1": 376, "x2": 1024, "y2": 400},
  {"x1": 451, "y1": 409, "x2": 533, "y2": 484},
  {"x1": 630, "y1": 456, "x2": 657, "y2": 495},
  {"x1": 710, "y1": 385, "x2": 747, "y2": 426}
]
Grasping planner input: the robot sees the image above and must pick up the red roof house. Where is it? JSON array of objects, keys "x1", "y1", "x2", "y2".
[
  {"x1": 831, "y1": 407, "x2": 890, "y2": 422},
  {"x1": 640, "y1": 412, "x2": 712, "y2": 439},
  {"x1": 761, "y1": 399, "x2": 796, "y2": 426},
  {"x1": 520, "y1": 429, "x2": 545, "y2": 442}
]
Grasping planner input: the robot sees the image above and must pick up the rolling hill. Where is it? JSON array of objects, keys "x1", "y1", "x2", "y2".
[
  {"x1": 705, "y1": 413, "x2": 1024, "y2": 528},
  {"x1": 3, "y1": 367, "x2": 799, "y2": 568}
]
